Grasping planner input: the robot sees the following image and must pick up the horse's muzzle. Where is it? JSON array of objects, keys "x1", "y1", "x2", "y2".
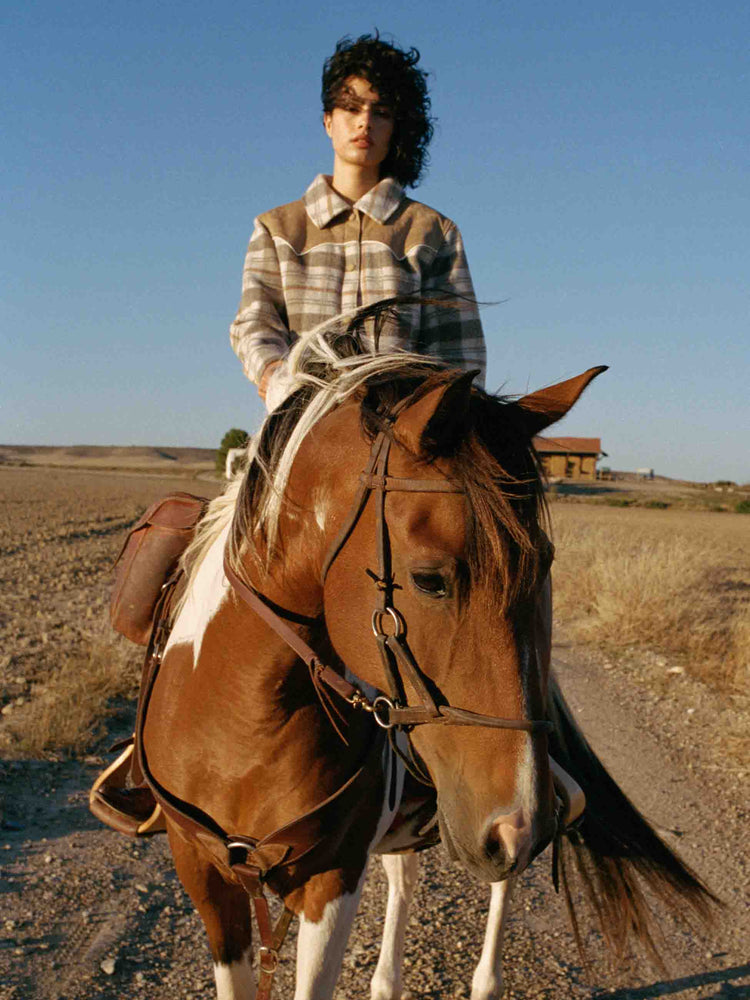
[{"x1": 439, "y1": 805, "x2": 556, "y2": 883}]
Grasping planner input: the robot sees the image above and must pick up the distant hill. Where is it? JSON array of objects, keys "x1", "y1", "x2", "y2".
[{"x1": 0, "y1": 444, "x2": 217, "y2": 472}]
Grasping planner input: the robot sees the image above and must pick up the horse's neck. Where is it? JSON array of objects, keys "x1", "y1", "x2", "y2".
[
  {"x1": 168, "y1": 522, "x2": 232, "y2": 659},
  {"x1": 163, "y1": 526, "x2": 357, "y2": 835},
  {"x1": 257, "y1": 401, "x2": 370, "y2": 613}
]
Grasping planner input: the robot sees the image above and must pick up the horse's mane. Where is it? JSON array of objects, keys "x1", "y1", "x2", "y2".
[{"x1": 183, "y1": 299, "x2": 548, "y2": 610}]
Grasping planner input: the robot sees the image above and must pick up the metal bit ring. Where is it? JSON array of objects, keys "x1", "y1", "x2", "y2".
[
  {"x1": 372, "y1": 695, "x2": 397, "y2": 729},
  {"x1": 371, "y1": 607, "x2": 405, "y2": 638}
]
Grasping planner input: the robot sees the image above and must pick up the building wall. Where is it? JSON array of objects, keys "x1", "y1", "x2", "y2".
[
  {"x1": 540, "y1": 453, "x2": 598, "y2": 480},
  {"x1": 542, "y1": 455, "x2": 566, "y2": 478},
  {"x1": 581, "y1": 455, "x2": 597, "y2": 479}
]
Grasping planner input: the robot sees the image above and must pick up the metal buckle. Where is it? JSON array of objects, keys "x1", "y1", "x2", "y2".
[
  {"x1": 258, "y1": 946, "x2": 279, "y2": 974},
  {"x1": 227, "y1": 839, "x2": 253, "y2": 854},
  {"x1": 371, "y1": 607, "x2": 404, "y2": 638},
  {"x1": 346, "y1": 689, "x2": 374, "y2": 712},
  {"x1": 372, "y1": 695, "x2": 397, "y2": 729}
]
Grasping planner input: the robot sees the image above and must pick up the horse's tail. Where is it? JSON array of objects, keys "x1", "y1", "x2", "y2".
[{"x1": 548, "y1": 673, "x2": 720, "y2": 969}]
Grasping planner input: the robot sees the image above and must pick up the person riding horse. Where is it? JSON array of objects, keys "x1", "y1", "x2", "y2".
[
  {"x1": 230, "y1": 33, "x2": 486, "y2": 412},
  {"x1": 93, "y1": 32, "x2": 583, "y2": 832},
  {"x1": 231, "y1": 31, "x2": 582, "y2": 819}
]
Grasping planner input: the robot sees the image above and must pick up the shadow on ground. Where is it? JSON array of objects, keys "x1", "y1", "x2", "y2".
[
  {"x1": 551, "y1": 483, "x2": 624, "y2": 497},
  {"x1": 591, "y1": 963, "x2": 750, "y2": 999}
]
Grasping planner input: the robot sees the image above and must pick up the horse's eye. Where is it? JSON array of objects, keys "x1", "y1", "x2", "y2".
[{"x1": 411, "y1": 571, "x2": 449, "y2": 598}]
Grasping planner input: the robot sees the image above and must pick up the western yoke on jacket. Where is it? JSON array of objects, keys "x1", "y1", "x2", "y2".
[{"x1": 229, "y1": 175, "x2": 486, "y2": 385}]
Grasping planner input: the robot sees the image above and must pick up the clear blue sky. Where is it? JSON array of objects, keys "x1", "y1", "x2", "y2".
[{"x1": 3, "y1": 0, "x2": 748, "y2": 482}]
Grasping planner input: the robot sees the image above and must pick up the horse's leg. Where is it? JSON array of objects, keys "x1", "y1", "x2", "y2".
[
  {"x1": 369, "y1": 852, "x2": 419, "y2": 1000},
  {"x1": 169, "y1": 828, "x2": 255, "y2": 1000},
  {"x1": 291, "y1": 868, "x2": 367, "y2": 1000},
  {"x1": 470, "y1": 877, "x2": 515, "y2": 1000}
]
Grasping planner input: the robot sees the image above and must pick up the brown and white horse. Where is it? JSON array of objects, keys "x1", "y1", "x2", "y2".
[{"x1": 138, "y1": 320, "x2": 713, "y2": 999}]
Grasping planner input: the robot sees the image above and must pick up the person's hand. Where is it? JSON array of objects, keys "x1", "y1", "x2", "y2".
[{"x1": 258, "y1": 361, "x2": 282, "y2": 401}]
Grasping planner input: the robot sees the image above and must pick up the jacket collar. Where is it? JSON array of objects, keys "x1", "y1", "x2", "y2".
[{"x1": 304, "y1": 174, "x2": 405, "y2": 228}]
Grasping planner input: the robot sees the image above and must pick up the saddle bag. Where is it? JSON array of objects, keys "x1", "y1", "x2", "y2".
[{"x1": 110, "y1": 492, "x2": 208, "y2": 645}]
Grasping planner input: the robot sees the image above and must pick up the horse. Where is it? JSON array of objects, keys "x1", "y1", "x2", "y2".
[{"x1": 135, "y1": 313, "x2": 714, "y2": 1000}]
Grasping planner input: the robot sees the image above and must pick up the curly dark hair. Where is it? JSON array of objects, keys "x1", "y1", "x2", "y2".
[{"x1": 321, "y1": 33, "x2": 435, "y2": 188}]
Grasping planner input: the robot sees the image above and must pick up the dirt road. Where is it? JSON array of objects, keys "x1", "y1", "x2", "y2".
[{"x1": 1, "y1": 468, "x2": 748, "y2": 999}]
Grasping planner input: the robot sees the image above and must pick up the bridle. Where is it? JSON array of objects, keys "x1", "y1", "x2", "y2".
[
  {"x1": 223, "y1": 409, "x2": 553, "y2": 745},
  {"x1": 143, "y1": 401, "x2": 557, "y2": 998}
]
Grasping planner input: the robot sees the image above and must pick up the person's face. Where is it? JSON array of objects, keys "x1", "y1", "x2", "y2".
[{"x1": 323, "y1": 76, "x2": 394, "y2": 174}]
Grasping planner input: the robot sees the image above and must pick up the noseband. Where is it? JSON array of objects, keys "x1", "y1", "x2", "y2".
[{"x1": 223, "y1": 409, "x2": 552, "y2": 743}]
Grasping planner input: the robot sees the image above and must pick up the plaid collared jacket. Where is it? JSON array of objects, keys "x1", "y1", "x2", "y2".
[{"x1": 229, "y1": 175, "x2": 486, "y2": 385}]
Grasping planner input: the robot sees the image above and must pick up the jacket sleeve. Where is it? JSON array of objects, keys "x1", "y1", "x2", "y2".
[
  {"x1": 418, "y1": 221, "x2": 486, "y2": 387},
  {"x1": 229, "y1": 219, "x2": 293, "y2": 384}
]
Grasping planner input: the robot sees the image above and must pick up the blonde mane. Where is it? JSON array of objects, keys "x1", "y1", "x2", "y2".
[{"x1": 179, "y1": 308, "x2": 446, "y2": 597}]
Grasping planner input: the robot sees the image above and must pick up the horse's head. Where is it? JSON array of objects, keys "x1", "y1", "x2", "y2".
[{"x1": 318, "y1": 365, "x2": 606, "y2": 882}]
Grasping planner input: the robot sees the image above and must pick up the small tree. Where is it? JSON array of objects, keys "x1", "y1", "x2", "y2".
[{"x1": 217, "y1": 427, "x2": 249, "y2": 474}]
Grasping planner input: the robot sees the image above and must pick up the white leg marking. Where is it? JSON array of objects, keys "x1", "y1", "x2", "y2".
[
  {"x1": 214, "y1": 949, "x2": 256, "y2": 1000},
  {"x1": 292, "y1": 688, "x2": 403, "y2": 999},
  {"x1": 370, "y1": 853, "x2": 419, "y2": 1000},
  {"x1": 166, "y1": 524, "x2": 231, "y2": 667},
  {"x1": 470, "y1": 878, "x2": 515, "y2": 1000},
  {"x1": 294, "y1": 873, "x2": 367, "y2": 1000}
]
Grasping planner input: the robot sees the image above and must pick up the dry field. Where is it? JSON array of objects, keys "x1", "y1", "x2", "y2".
[
  {"x1": 1, "y1": 465, "x2": 749, "y2": 999},
  {"x1": 550, "y1": 502, "x2": 750, "y2": 694},
  {"x1": 0, "y1": 466, "x2": 221, "y2": 758},
  {"x1": 0, "y1": 444, "x2": 216, "y2": 477}
]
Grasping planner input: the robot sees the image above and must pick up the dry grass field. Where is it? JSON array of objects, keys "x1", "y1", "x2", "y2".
[
  {"x1": 0, "y1": 466, "x2": 221, "y2": 760},
  {"x1": 0, "y1": 444, "x2": 216, "y2": 477},
  {"x1": 549, "y1": 501, "x2": 750, "y2": 694}
]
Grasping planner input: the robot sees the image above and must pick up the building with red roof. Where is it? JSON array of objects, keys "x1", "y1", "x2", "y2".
[{"x1": 533, "y1": 436, "x2": 607, "y2": 481}]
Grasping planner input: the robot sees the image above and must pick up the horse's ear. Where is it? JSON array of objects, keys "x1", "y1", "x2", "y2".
[
  {"x1": 394, "y1": 369, "x2": 479, "y2": 456},
  {"x1": 513, "y1": 365, "x2": 608, "y2": 437}
]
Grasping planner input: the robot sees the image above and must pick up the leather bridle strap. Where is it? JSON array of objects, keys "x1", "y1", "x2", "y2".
[
  {"x1": 223, "y1": 429, "x2": 552, "y2": 738},
  {"x1": 224, "y1": 555, "x2": 369, "y2": 743},
  {"x1": 223, "y1": 555, "x2": 550, "y2": 735},
  {"x1": 319, "y1": 406, "x2": 464, "y2": 582},
  {"x1": 365, "y1": 432, "x2": 552, "y2": 736},
  {"x1": 222, "y1": 557, "x2": 360, "y2": 709},
  {"x1": 319, "y1": 429, "x2": 391, "y2": 583},
  {"x1": 361, "y1": 474, "x2": 464, "y2": 493}
]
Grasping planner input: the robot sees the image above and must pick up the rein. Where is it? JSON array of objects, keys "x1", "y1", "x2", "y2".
[{"x1": 225, "y1": 424, "x2": 553, "y2": 741}]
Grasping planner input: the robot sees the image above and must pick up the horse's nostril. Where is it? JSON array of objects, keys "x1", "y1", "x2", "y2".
[
  {"x1": 486, "y1": 808, "x2": 531, "y2": 868},
  {"x1": 484, "y1": 826, "x2": 504, "y2": 864}
]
